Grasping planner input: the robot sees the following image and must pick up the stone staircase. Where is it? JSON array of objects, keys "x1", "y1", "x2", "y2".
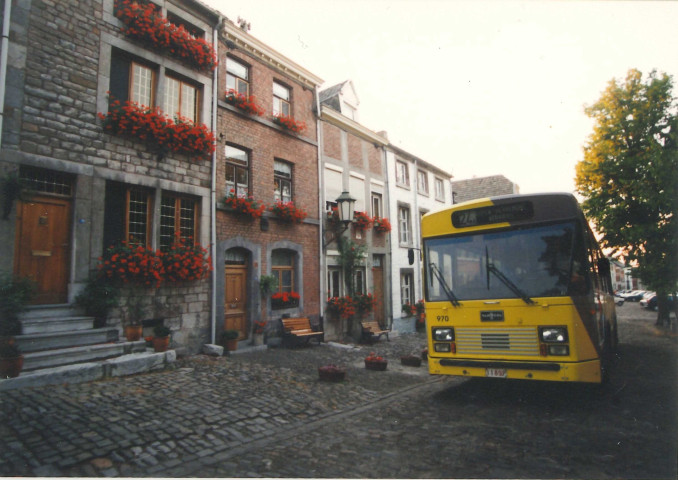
[{"x1": 0, "y1": 305, "x2": 176, "y2": 391}]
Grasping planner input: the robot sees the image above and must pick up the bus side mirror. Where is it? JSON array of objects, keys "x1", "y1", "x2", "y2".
[{"x1": 408, "y1": 248, "x2": 415, "y2": 265}]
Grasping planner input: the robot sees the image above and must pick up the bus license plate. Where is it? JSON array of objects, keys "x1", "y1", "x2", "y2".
[{"x1": 486, "y1": 368, "x2": 507, "y2": 378}]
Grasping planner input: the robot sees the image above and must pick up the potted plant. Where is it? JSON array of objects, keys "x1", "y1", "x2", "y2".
[
  {"x1": 224, "y1": 89, "x2": 265, "y2": 116},
  {"x1": 318, "y1": 364, "x2": 346, "y2": 382},
  {"x1": 75, "y1": 276, "x2": 120, "y2": 328},
  {"x1": 152, "y1": 325, "x2": 171, "y2": 352},
  {"x1": 0, "y1": 273, "x2": 34, "y2": 344},
  {"x1": 373, "y1": 217, "x2": 392, "y2": 234},
  {"x1": 271, "y1": 113, "x2": 307, "y2": 134},
  {"x1": 221, "y1": 329, "x2": 239, "y2": 351},
  {"x1": 364, "y1": 352, "x2": 388, "y2": 371},
  {"x1": 400, "y1": 355, "x2": 422, "y2": 367},
  {"x1": 353, "y1": 211, "x2": 373, "y2": 231},
  {"x1": 0, "y1": 343, "x2": 24, "y2": 378},
  {"x1": 252, "y1": 320, "x2": 266, "y2": 346},
  {"x1": 122, "y1": 296, "x2": 145, "y2": 341},
  {"x1": 1, "y1": 172, "x2": 33, "y2": 220},
  {"x1": 259, "y1": 275, "x2": 278, "y2": 296},
  {"x1": 271, "y1": 291, "x2": 300, "y2": 309}
]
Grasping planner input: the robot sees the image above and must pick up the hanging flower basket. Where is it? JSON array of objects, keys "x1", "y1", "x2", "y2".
[
  {"x1": 114, "y1": 0, "x2": 217, "y2": 72},
  {"x1": 224, "y1": 191, "x2": 266, "y2": 220},
  {"x1": 98, "y1": 98, "x2": 216, "y2": 158},
  {"x1": 225, "y1": 89, "x2": 265, "y2": 116},
  {"x1": 272, "y1": 113, "x2": 307, "y2": 134},
  {"x1": 364, "y1": 353, "x2": 387, "y2": 371},
  {"x1": 269, "y1": 201, "x2": 307, "y2": 224},
  {"x1": 373, "y1": 217, "x2": 392, "y2": 234},
  {"x1": 318, "y1": 365, "x2": 346, "y2": 382}
]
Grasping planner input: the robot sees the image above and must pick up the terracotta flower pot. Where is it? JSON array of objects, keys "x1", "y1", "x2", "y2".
[
  {"x1": 0, "y1": 354, "x2": 24, "y2": 378},
  {"x1": 365, "y1": 359, "x2": 388, "y2": 371},
  {"x1": 153, "y1": 336, "x2": 170, "y2": 352},
  {"x1": 125, "y1": 325, "x2": 143, "y2": 341},
  {"x1": 225, "y1": 339, "x2": 238, "y2": 351}
]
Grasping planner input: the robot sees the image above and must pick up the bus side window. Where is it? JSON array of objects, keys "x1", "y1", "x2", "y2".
[{"x1": 569, "y1": 225, "x2": 590, "y2": 295}]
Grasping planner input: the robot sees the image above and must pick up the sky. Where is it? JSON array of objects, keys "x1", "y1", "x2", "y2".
[{"x1": 203, "y1": 0, "x2": 678, "y2": 195}]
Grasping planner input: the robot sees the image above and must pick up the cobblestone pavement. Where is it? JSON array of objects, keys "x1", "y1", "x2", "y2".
[{"x1": 1, "y1": 304, "x2": 676, "y2": 478}]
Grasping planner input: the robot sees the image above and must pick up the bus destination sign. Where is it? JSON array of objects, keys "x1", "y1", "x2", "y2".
[{"x1": 452, "y1": 201, "x2": 534, "y2": 228}]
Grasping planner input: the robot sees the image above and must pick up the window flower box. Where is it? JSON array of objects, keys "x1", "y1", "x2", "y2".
[
  {"x1": 271, "y1": 291, "x2": 300, "y2": 309},
  {"x1": 272, "y1": 113, "x2": 307, "y2": 134},
  {"x1": 225, "y1": 89, "x2": 265, "y2": 116},
  {"x1": 162, "y1": 238, "x2": 212, "y2": 283},
  {"x1": 373, "y1": 217, "x2": 392, "y2": 234},
  {"x1": 98, "y1": 99, "x2": 216, "y2": 158},
  {"x1": 326, "y1": 295, "x2": 356, "y2": 319},
  {"x1": 270, "y1": 201, "x2": 307, "y2": 224},
  {"x1": 224, "y1": 191, "x2": 266, "y2": 220},
  {"x1": 353, "y1": 211, "x2": 373, "y2": 230},
  {"x1": 114, "y1": 0, "x2": 218, "y2": 72},
  {"x1": 364, "y1": 353, "x2": 387, "y2": 371}
]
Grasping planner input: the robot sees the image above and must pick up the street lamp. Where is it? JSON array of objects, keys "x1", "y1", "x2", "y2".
[{"x1": 323, "y1": 191, "x2": 356, "y2": 248}]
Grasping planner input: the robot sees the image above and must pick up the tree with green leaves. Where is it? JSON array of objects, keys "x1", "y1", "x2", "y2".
[{"x1": 575, "y1": 69, "x2": 678, "y2": 326}]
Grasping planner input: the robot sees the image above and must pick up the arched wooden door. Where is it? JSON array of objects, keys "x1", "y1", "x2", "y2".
[
  {"x1": 224, "y1": 264, "x2": 248, "y2": 340},
  {"x1": 14, "y1": 195, "x2": 72, "y2": 304}
]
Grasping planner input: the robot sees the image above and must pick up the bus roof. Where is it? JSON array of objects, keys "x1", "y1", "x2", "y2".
[{"x1": 422, "y1": 192, "x2": 583, "y2": 236}]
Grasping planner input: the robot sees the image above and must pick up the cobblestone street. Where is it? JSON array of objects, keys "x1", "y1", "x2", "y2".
[{"x1": 1, "y1": 304, "x2": 676, "y2": 478}]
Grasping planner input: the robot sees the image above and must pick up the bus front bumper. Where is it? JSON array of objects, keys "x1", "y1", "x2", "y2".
[{"x1": 429, "y1": 357, "x2": 602, "y2": 383}]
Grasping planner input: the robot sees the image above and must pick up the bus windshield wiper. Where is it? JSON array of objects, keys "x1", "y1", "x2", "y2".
[
  {"x1": 485, "y1": 247, "x2": 536, "y2": 305},
  {"x1": 429, "y1": 262, "x2": 461, "y2": 307}
]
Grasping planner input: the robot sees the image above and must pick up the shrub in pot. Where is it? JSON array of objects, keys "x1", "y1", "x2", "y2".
[
  {"x1": 220, "y1": 329, "x2": 239, "y2": 351},
  {"x1": 0, "y1": 343, "x2": 24, "y2": 378},
  {"x1": 75, "y1": 276, "x2": 120, "y2": 328},
  {"x1": 152, "y1": 325, "x2": 171, "y2": 352}
]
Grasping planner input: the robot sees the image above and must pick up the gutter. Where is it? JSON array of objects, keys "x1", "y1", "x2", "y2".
[
  {"x1": 0, "y1": 0, "x2": 12, "y2": 149},
  {"x1": 315, "y1": 87, "x2": 325, "y2": 319},
  {"x1": 210, "y1": 16, "x2": 222, "y2": 345}
]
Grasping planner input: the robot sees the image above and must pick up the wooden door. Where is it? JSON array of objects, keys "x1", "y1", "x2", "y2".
[
  {"x1": 14, "y1": 196, "x2": 72, "y2": 304},
  {"x1": 224, "y1": 265, "x2": 248, "y2": 340},
  {"x1": 372, "y1": 257, "x2": 385, "y2": 325}
]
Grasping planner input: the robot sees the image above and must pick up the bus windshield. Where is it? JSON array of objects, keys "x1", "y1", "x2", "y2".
[{"x1": 425, "y1": 221, "x2": 580, "y2": 302}]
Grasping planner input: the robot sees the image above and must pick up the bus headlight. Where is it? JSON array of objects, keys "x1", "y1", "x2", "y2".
[
  {"x1": 539, "y1": 327, "x2": 568, "y2": 343},
  {"x1": 432, "y1": 327, "x2": 454, "y2": 341}
]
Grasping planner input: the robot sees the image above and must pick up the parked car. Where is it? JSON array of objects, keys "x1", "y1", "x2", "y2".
[
  {"x1": 614, "y1": 294, "x2": 625, "y2": 306},
  {"x1": 644, "y1": 294, "x2": 675, "y2": 311},
  {"x1": 624, "y1": 290, "x2": 647, "y2": 302}
]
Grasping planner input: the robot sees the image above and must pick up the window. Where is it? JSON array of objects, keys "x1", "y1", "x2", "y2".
[
  {"x1": 274, "y1": 160, "x2": 292, "y2": 203},
  {"x1": 328, "y1": 268, "x2": 342, "y2": 298},
  {"x1": 225, "y1": 145, "x2": 249, "y2": 197},
  {"x1": 126, "y1": 188, "x2": 152, "y2": 248},
  {"x1": 160, "y1": 194, "x2": 198, "y2": 250},
  {"x1": 401, "y1": 271, "x2": 414, "y2": 308},
  {"x1": 131, "y1": 61, "x2": 154, "y2": 107},
  {"x1": 353, "y1": 269, "x2": 366, "y2": 294},
  {"x1": 272, "y1": 250, "x2": 294, "y2": 293},
  {"x1": 273, "y1": 81, "x2": 290, "y2": 116},
  {"x1": 417, "y1": 170, "x2": 429, "y2": 196},
  {"x1": 396, "y1": 160, "x2": 409, "y2": 187},
  {"x1": 226, "y1": 57, "x2": 249, "y2": 95},
  {"x1": 163, "y1": 75, "x2": 198, "y2": 123},
  {"x1": 342, "y1": 102, "x2": 356, "y2": 120},
  {"x1": 398, "y1": 205, "x2": 411, "y2": 245},
  {"x1": 435, "y1": 178, "x2": 445, "y2": 201},
  {"x1": 371, "y1": 192, "x2": 382, "y2": 218}
]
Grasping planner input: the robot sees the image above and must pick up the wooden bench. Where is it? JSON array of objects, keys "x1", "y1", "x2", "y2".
[
  {"x1": 361, "y1": 321, "x2": 390, "y2": 343},
  {"x1": 281, "y1": 317, "x2": 323, "y2": 347}
]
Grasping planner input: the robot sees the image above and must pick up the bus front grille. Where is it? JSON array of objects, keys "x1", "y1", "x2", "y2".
[{"x1": 456, "y1": 327, "x2": 539, "y2": 356}]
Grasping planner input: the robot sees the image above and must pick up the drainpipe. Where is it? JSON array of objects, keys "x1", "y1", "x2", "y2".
[
  {"x1": 210, "y1": 17, "x2": 222, "y2": 345},
  {"x1": 315, "y1": 88, "x2": 325, "y2": 319},
  {"x1": 0, "y1": 0, "x2": 12, "y2": 149},
  {"x1": 412, "y1": 158, "x2": 422, "y2": 308}
]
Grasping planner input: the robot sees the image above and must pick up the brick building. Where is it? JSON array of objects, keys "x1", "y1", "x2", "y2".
[
  {"x1": 0, "y1": 0, "x2": 220, "y2": 355},
  {"x1": 215, "y1": 20, "x2": 323, "y2": 345}
]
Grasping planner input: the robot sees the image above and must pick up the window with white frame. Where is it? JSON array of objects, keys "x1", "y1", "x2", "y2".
[
  {"x1": 353, "y1": 268, "x2": 366, "y2": 294},
  {"x1": 130, "y1": 61, "x2": 154, "y2": 107},
  {"x1": 398, "y1": 205, "x2": 411, "y2": 245},
  {"x1": 272, "y1": 249, "x2": 294, "y2": 294},
  {"x1": 417, "y1": 170, "x2": 429, "y2": 196},
  {"x1": 327, "y1": 267, "x2": 342, "y2": 298},
  {"x1": 371, "y1": 192, "x2": 382, "y2": 218},
  {"x1": 274, "y1": 160, "x2": 292, "y2": 203},
  {"x1": 272, "y1": 81, "x2": 290, "y2": 116},
  {"x1": 396, "y1": 160, "x2": 409, "y2": 187},
  {"x1": 225, "y1": 145, "x2": 249, "y2": 198},
  {"x1": 226, "y1": 57, "x2": 249, "y2": 95},
  {"x1": 435, "y1": 177, "x2": 445, "y2": 201},
  {"x1": 160, "y1": 194, "x2": 198, "y2": 249},
  {"x1": 401, "y1": 271, "x2": 414, "y2": 308}
]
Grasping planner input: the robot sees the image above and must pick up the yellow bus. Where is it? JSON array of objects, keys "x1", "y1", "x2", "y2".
[{"x1": 420, "y1": 193, "x2": 618, "y2": 383}]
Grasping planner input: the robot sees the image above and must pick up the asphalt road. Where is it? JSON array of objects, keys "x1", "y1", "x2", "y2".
[{"x1": 0, "y1": 302, "x2": 675, "y2": 478}]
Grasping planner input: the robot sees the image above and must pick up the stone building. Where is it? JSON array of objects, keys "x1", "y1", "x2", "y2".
[
  {"x1": 318, "y1": 81, "x2": 390, "y2": 341},
  {"x1": 385, "y1": 145, "x2": 453, "y2": 333},
  {"x1": 0, "y1": 0, "x2": 220, "y2": 355},
  {"x1": 215, "y1": 19, "x2": 323, "y2": 346},
  {"x1": 450, "y1": 174, "x2": 519, "y2": 204}
]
